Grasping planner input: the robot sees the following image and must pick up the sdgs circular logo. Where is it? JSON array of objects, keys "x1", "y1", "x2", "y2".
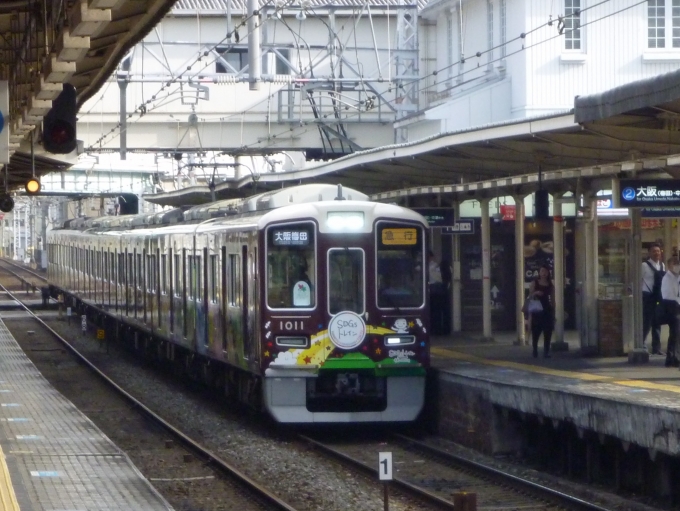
[
  {"x1": 621, "y1": 187, "x2": 636, "y2": 201},
  {"x1": 328, "y1": 311, "x2": 366, "y2": 350}
]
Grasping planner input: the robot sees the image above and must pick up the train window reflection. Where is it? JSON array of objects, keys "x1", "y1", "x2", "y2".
[
  {"x1": 377, "y1": 224, "x2": 424, "y2": 309},
  {"x1": 328, "y1": 249, "x2": 365, "y2": 314},
  {"x1": 267, "y1": 223, "x2": 315, "y2": 309}
]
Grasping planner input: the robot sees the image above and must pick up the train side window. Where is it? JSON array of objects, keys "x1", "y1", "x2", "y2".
[
  {"x1": 196, "y1": 255, "x2": 202, "y2": 300},
  {"x1": 188, "y1": 255, "x2": 194, "y2": 300},
  {"x1": 127, "y1": 253, "x2": 133, "y2": 284},
  {"x1": 161, "y1": 254, "x2": 167, "y2": 294},
  {"x1": 174, "y1": 253, "x2": 181, "y2": 296},
  {"x1": 148, "y1": 255, "x2": 156, "y2": 293},
  {"x1": 136, "y1": 253, "x2": 143, "y2": 290},
  {"x1": 118, "y1": 253, "x2": 124, "y2": 286},
  {"x1": 228, "y1": 254, "x2": 239, "y2": 306},
  {"x1": 327, "y1": 249, "x2": 365, "y2": 314},
  {"x1": 266, "y1": 223, "x2": 315, "y2": 309},
  {"x1": 210, "y1": 254, "x2": 218, "y2": 303}
]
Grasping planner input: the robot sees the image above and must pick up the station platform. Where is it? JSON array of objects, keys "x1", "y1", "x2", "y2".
[
  {"x1": 0, "y1": 319, "x2": 173, "y2": 510},
  {"x1": 430, "y1": 331, "x2": 680, "y2": 457}
]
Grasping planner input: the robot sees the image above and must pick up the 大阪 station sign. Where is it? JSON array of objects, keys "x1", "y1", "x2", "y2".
[{"x1": 620, "y1": 180, "x2": 680, "y2": 208}]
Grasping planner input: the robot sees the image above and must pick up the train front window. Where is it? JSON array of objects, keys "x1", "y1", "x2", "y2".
[
  {"x1": 376, "y1": 223, "x2": 424, "y2": 309},
  {"x1": 267, "y1": 223, "x2": 315, "y2": 309},
  {"x1": 328, "y1": 249, "x2": 365, "y2": 314}
]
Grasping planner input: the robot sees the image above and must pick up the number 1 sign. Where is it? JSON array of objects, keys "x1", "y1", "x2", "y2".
[{"x1": 378, "y1": 452, "x2": 393, "y2": 481}]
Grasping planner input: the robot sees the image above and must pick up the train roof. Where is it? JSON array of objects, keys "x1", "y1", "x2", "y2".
[
  {"x1": 183, "y1": 184, "x2": 368, "y2": 222},
  {"x1": 51, "y1": 184, "x2": 387, "y2": 234}
]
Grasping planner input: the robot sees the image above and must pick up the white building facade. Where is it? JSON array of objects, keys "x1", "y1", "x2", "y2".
[{"x1": 405, "y1": 0, "x2": 680, "y2": 141}]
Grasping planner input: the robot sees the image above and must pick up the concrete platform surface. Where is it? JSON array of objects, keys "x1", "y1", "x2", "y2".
[
  {"x1": 431, "y1": 330, "x2": 680, "y2": 457},
  {"x1": 0, "y1": 318, "x2": 174, "y2": 510}
]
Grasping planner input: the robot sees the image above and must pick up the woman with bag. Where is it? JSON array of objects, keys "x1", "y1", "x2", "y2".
[{"x1": 528, "y1": 264, "x2": 555, "y2": 359}]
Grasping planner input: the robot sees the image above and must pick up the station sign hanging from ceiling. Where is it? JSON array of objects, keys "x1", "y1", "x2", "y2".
[
  {"x1": 619, "y1": 179, "x2": 680, "y2": 208},
  {"x1": 411, "y1": 208, "x2": 454, "y2": 227}
]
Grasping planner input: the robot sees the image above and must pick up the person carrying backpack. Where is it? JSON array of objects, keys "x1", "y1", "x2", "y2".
[{"x1": 642, "y1": 243, "x2": 666, "y2": 355}]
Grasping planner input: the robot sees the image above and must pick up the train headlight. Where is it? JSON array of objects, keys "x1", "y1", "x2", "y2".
[
  {"x1": 327, "y1": 211, "x2": 364, "y2": 231},
  {"x1": 276, "y1": 336, "x2": 308, "y2": 348},
  {"x1": 384, "y1": 335, "x2": 415, "y2": 346}
]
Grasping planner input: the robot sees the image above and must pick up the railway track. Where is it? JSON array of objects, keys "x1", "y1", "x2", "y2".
[
  {"x1": 300, "y1": 432, "x2": 615, "y2": 511},
  {"x1": 0, "y1": 257, "x2": 47, "y2": 296},
  {"x1": 0, "y1": 281, "x2": 299, "y2": 511},
  {"x1": 0, "y1": 259, "x2": 639, "y2": 511}
]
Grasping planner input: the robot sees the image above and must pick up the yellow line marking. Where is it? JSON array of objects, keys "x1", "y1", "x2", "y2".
[
  {"x1": 0, "y1": 445, "x2": 20, "y2": 511},
  {"x1": 431, "y1": 347, "x2": 680, "y2": 394}
]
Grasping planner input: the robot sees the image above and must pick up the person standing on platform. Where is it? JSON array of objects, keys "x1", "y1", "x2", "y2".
[
  {"x1": 428, "y1": 250, "x2": 445, "y2": 335},
  {"x1": 642, "y1": 243, "x2": 666, "y2": 354},
  {"x1": 528, "y1": 264, "x2": 555, "y2": 359},
  {"x1": 661, "y1": 257, "x2": 680, "y2": 367}
]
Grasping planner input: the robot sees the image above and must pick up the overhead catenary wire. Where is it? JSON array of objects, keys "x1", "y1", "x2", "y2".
[
  {"x1": 85, "y1": 0, "x2": 290, "y2": 152},
  {"x1": 88, "y1": 0, "x2": 626, "y2": 156},
  {"x1": 235, "y1": 0, "x2": 647, "y2": 153}
]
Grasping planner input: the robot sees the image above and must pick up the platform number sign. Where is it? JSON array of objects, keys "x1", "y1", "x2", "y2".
[
  {"x1": 97, "y1": 329, "x2": 105, "y2": 340},
  {"x1": 0, "y1": 81, "x2": 8, "y2": 164},
  {"x1": 378, "y1": 452, "x2": 393, "y2": 481}
]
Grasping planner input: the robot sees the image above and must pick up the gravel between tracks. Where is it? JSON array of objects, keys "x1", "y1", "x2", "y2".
[{"x1": 2, "y1": 306, "x2": 659, "y2": 511}]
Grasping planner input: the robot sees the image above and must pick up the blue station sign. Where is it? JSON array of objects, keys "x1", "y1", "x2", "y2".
[
  {"x1": 620, "y1": 180, "x2": 680, "y2": 207},
  {"x1": 442, "y1": 220, "x2": 475, "y2": 234},
  {"x1": 412, "y1": 208, "x2": 454, "y2": 227}
]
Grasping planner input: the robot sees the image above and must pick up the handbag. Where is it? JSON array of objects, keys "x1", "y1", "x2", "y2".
[
  {"x1": 657, "y1": 300, "x2": 675, "y2": 326},
  {"x1": 526, "y1": 299, "x2": 543, "y2": 314}
]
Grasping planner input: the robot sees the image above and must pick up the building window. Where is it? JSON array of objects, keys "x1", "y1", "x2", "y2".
[
  {"x1": 564, "y1": 0, "x2": 581, "y2": 50},
  {"x1": 487, "y1": 0, "x2": 494, "y2": 62},
  {"x1": 216, "y1": 47, "x2": 248, "y2": 73},
  {"x1": 500, "y1": 0, "x2": 506, "y2": 58},
  {"x1": 648, "y1": 0, "x2": 680, "y2": 49},
  {"x1": 447, "y1": 14, "x2": 454, "y2": 76}
]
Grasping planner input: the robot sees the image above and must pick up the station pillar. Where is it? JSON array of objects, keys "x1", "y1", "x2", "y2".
[
  {"x1": 628, "y1": 208, "x2": 649, "y2": 364},
  {"x1": 580, "y1": 195, "x2": 599, "y2": 354},
  {"x1": 451, "y1": 202, "x2": 462, "y2": 332},
  {"x1": 480, "y1": 198, "x2": 492, "y2": 340},
  {"x1": 513, "y1": 195, "x2": 526, "y2": 345},
  {"x1": 552, "y1": 193, "x2": 568, "y2": 350}
]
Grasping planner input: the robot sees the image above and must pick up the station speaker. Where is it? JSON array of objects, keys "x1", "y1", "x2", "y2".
[{"x1": 534, "y1": 189, "x2": 549, "y2": 219}]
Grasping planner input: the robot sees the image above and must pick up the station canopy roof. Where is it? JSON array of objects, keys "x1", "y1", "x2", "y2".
[{"x1": 146, "y1": 69, "x2": 680, "y2": 207}]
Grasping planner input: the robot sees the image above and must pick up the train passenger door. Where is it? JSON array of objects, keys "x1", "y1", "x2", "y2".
[
  {"x1": 241, "y1": 244, "x2": 250, "y2": 360},
  {"x1": 221, "y1": 246, "x2": 228, "y2": 356}
]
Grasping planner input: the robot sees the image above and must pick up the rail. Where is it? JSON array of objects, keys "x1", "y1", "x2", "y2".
[{"x1": 0, "y1": 282, "x2": 299, "y2": 511}]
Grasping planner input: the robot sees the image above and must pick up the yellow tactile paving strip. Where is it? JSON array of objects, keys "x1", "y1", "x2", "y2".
[
  {"x1": 431, "y1": 346, "x2": 680, "y2": 394},
  {"x1": 0, "y1": 445, "x2": 19, "y2": 511}
]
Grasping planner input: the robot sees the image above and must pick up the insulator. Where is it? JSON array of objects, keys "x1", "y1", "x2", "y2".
[{"x1": 215, "y1": 75, "x2": 238, "y2": 85}]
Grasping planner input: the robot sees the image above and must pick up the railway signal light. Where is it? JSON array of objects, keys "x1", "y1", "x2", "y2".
[
  {"x1": 43, "y1": 83, "x2": 77, "y2": 154},
  {"x1": 25, "y1": 178, "x2": 41, "y2": 195},
  {"x1": 0, "y1": 194, "x2": 13, "y2": 213}
]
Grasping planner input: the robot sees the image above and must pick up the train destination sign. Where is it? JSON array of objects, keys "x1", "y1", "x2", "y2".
[
  {"x1": 620, "y1": 180, "x2": 680, "y2": 207},
  {"x1": 272, "y1": 230, "x2": 310, "y2": 246},
  {"x1": 382, "y1": 228, "x2": 417, "y2": 245}
]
